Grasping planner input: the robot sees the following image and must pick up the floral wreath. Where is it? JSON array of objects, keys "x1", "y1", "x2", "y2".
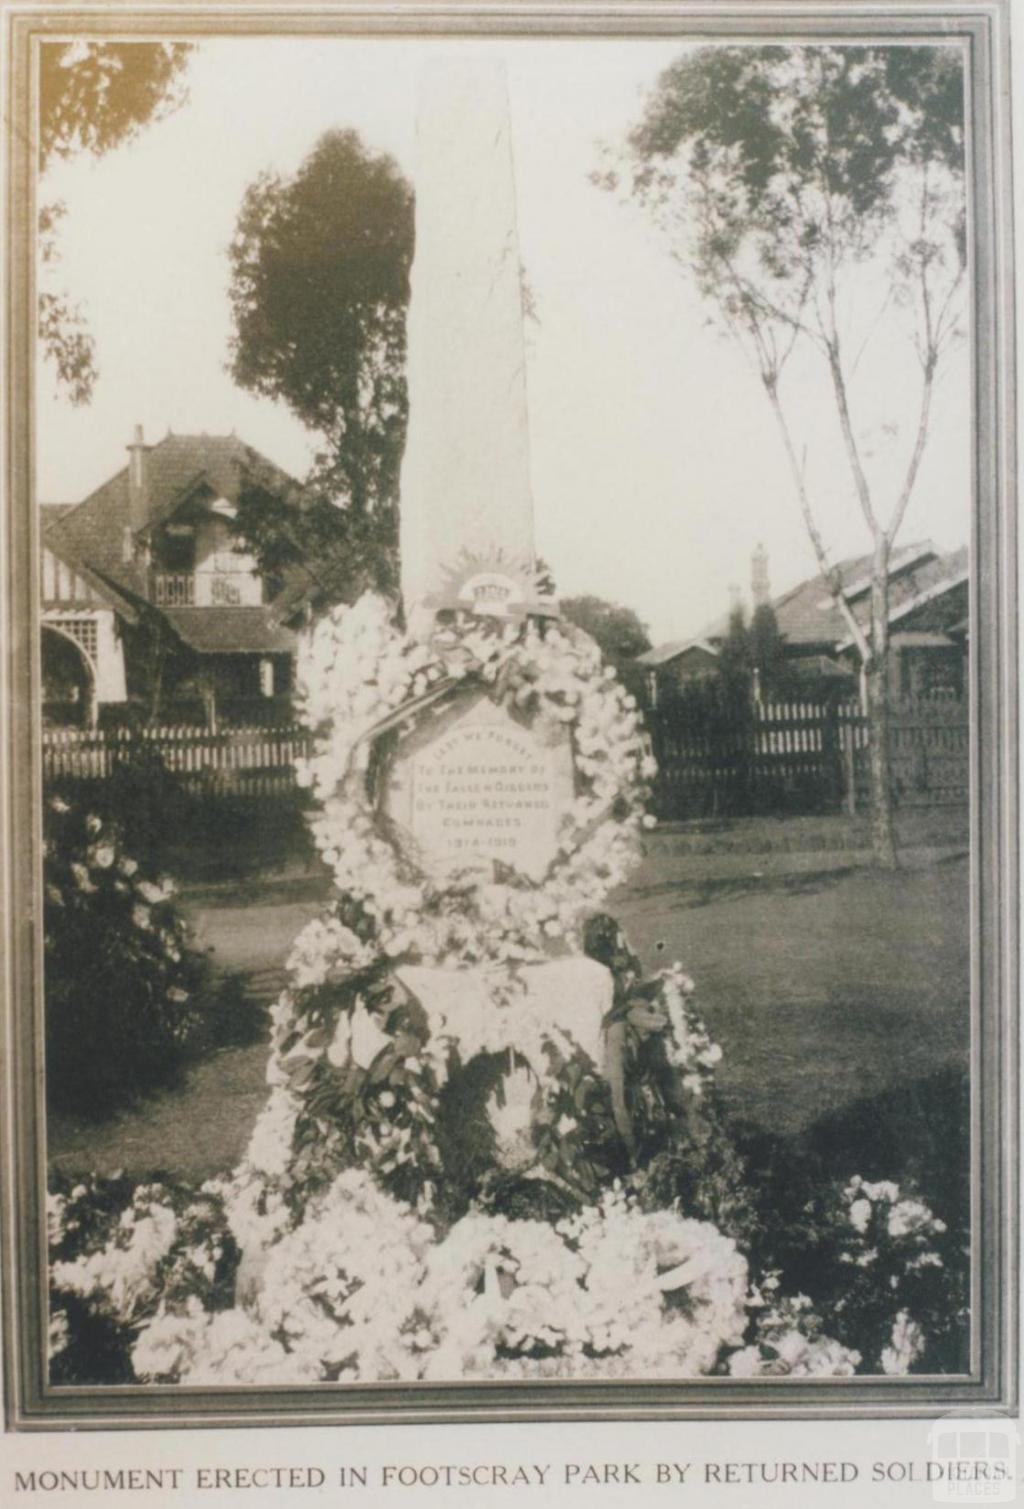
[{"x1": 293, "y1": 592, "x2": 655, "y2": 967}]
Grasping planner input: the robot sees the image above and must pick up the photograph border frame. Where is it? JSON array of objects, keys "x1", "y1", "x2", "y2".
[{"x1": 1, "y1": 0, "x2": 1017, "y2": 1429}]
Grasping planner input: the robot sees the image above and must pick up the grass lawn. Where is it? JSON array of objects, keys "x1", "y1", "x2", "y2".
[
  {"x1": 614, "y1": 850, "x2": 969, "y2": 1139},
  {"x1": 48, "y1": 848, "x2": 969, "y2": 1216}
]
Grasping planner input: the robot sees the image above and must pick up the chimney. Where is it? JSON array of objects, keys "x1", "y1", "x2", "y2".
[
  {"x1": 751, "y1": 542, "x2": 771, "y2": 608},
  {"x1": 127, "y1": 424, "x2": 150, "y2": 534}
]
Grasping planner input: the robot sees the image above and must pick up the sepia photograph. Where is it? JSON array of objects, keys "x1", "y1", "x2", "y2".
[{"x1": 0, "y1": 0, "x2": 1017, "y2": 1444}]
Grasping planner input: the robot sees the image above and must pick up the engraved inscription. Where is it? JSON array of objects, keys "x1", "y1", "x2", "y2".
[{"x1": 382, "y1": 694, "x2": 574, "y2": 880}]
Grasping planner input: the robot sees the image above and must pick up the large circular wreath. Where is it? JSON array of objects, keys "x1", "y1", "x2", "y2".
[{"x1": 294, "y1": 592, "x2": 655, "y2": 966}]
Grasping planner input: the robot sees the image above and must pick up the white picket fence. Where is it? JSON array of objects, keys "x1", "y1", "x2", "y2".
[{"x1": 42, "y1": 723, "x2": 312, "y2": 797}]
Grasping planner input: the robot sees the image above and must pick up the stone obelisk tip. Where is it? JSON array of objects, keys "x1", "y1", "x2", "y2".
[{"x1": 399, "y1": 58, "x2": 536, "y2": 629}]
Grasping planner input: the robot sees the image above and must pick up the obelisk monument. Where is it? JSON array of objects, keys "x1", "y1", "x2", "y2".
[{"x1": 398, "y1": 59, "x2": 537, "y2": 627}]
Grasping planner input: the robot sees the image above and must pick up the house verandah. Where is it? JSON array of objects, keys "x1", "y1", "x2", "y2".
[
  {"x1": 41, "y1": 528, "x2": 296, "y2": 731},
  {"x1": 41, "y1": 517, "x2": 132, "y2": 727}
]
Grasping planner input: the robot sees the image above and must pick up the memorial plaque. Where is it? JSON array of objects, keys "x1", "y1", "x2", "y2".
[{"x1": 382, "y1": 692, "x2": 575, "y2": 881}]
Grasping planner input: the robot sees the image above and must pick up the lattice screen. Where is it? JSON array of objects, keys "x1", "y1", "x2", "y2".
[{"x1": 54, "y1": 617, "x2": 99, "y2": 665}]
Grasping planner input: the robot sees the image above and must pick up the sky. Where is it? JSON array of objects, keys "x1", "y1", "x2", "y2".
[{"x1": 36, "y1": 36, "x2": 971, "y2": 646}]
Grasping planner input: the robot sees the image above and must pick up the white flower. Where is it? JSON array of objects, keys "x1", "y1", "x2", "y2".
[
  {"x1": 52, "y1": 1198, "x2": 178, "y2": 1320},
  {"x1": 326, "y1": 1013, "x2": 351, "y2": 1068},
  {"x1": 860, "y1": 1179, "x2": 901, "y2": 1204},
  {"x1": 881, "y1": 1310, "x2": 926, "y2": 1375},
  {"x1": 349, "y1": 1002, "x2": 390, "y2": 1070},
  {"x1": 243, "y1": 1089, "x2": 298, "y2": 1179},
  {"x1": 91, "y1": 844, "x2": 115, "y2": 869},
  {"x1": 848, "y1": 1198, "x2": 872, "y2": 1233},
  {"x1": 736, "y1": 1330, "x2": 861, "y2": 1378},
  {"x1": 887, "y1": 1198, "x2": 942, "y2": 1239},
  {"x1": 48, "y1": 1308, "x2": 70, "y2": 1360},
  {"x1": 726, "y1": 1345, "x2": 764, "y2": 1377}
]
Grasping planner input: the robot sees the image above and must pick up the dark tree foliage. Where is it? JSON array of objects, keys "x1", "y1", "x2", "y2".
[
  {"x1": 559, "y1": 594, "x2": 651, "y2": 663},
  {"x1": 228, "y1": 131, "x2": 414, "y2": 600},
  {"x1": 39, "y1": 41, "x2": 192, "y2": 172},
  {"x1": 748, "y1": 600, "x2": 790, "y2": 700},
  {"x1": 234, "y1": 463, "x2": 399, "y2": 609},
  {"x1": 716, "y1": 603, "x2": 753, "y2": 705},
  {"x1": 38, "y1": 41, "x2": 193, "y2": 404}
]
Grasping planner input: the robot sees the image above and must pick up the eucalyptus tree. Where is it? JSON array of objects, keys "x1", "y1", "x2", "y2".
[
  {"x1": 39, "y1": 41, "x2": 193, "y2": 403},
  {"x1": 228, "y1": 130, "x2": 414, "y2": 601},
  {"x1": 602, "y1": 45, "x2": 965, "y2": 865}
]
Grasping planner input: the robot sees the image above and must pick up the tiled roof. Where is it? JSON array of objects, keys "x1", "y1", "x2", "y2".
[
  {"x1": 40, "y1": 502, "x2": 76, "y2": 527},
  {"x1": 643, "y1": 541, "x2": 968, "y2": 667},
  {"x1": 761, "y1": 543, "x2": 942, "y2": 647},
  {"x1": 830, "y1": 544, "x2": 968, "y2": 648},
  {"x1": 636, "y1": 637, "x2": 719, "y2": 668},
  {"x1": 161, "y1": 607, "x2": 297, "y2": 655},
  {"x1": 41, "y1": 506, "x2": 141, "y2": 621},
  {"x1": 46, "y1": 433, "x2": 300, "y2": 606}
]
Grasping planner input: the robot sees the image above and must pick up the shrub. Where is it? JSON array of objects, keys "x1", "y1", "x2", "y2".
[
  {"x1": 48, "y1": 1172, "x2": 239, "y2": 1384},
  {"x1": 44, "y1": 795, "x2": 258, "y2": 1120}
]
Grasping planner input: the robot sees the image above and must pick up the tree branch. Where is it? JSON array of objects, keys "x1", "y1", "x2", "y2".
[
  {"x1": 886, "y1": 355, "x2": 936, "y2": 546},
  {"x1": 826, "y1": 342, "x2": 880, "y2": 539},
  {"x1": 763, "y1": 376, "x2": 871, "y2": 666}
]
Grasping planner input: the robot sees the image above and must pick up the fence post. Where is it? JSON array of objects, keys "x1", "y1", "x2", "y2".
[{"x1": 843, "y1": 709, "x2": 858, "y2": 816}]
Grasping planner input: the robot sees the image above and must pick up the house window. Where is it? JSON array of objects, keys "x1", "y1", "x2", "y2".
[
  {"x1": 161, "y1": 524, "x2": 195, "y2": 573},
  {"x1": 210, "y1": 575, "x2": 243, "y2": 605}
]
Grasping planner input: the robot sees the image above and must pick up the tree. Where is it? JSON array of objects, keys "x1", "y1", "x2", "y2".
[
  {"x1": 716, "y1": 601, "x2": 753, "y2": 702},
  {"x1": 558, "y1": 593, "x2": 651, "y2": 701},
  {"x1": 38, "y1": 41, "x2": 193, "y2": 403},
  {"x1": 748, "y1": 600, "x2": 791, "y2": 702},
  {"x1": 604, "y1": 45, "x2": 965, "y2": 867},
  {"x1": 560, "y1": 594, "x2": 651, "y2": 664},
  {"x1": 228, "y1": 131, "x2": 414, "y2": 601}
]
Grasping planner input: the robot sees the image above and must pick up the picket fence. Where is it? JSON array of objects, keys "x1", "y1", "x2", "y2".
[
  {"x1": 648, "y1": 696, "x2": 968, "y2": 820},
  {"x1": 42, "y1": 723, "x2": 313, "y2": 798},
  {"x1": 43, "y1": 698, "x2": 969, "y2": 816}
]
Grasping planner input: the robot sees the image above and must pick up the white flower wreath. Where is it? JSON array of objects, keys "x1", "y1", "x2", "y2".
[{"x1": 293, "y1": 592, "x2": 655, "y2": 967}]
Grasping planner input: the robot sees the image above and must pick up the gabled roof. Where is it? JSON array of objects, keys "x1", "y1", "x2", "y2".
[
  {"x1": 743, "y1": 541, "x2": 931, "y2": 648},
  {"x1": 41, "y1": 505, "x2": 141, "y2": 621},
  {"x1": 161, "y1": 606, "x2": 297, "y2": 655},
  {"x1": 46, "y1": 432, "x2": 301, "y2": 606},
  {"x1": 636, "y1": 637, "x2": 719, "y2": 669},
  {"x1": 642, "y1": 541, "x2": 968, "y2": 668},
  {"x1": 836, "y1": 545, "x2": 968, "y2": 650}
]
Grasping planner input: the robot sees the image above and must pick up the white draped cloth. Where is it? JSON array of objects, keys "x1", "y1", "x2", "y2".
[{"x1": 394, "y1": 957, "x2": 614, "y2": 1080}]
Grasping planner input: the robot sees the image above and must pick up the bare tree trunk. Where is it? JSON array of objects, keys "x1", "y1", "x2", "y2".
[{"x1": 867, "y1": 536, "x2": 898, "y2": 869}]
